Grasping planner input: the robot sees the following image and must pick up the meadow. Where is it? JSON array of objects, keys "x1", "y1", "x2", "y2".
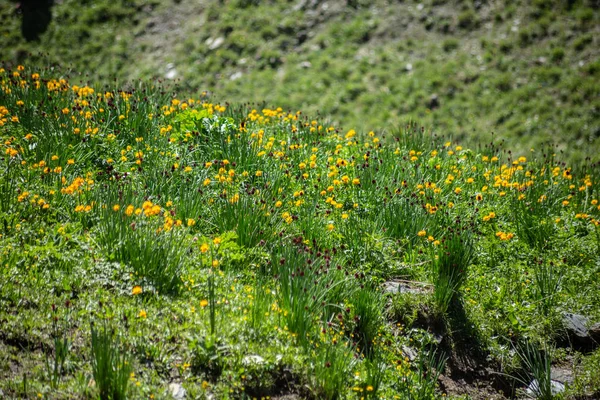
[
  {"x1": 1, "y1": 0, "x2": 598, "y2": 164},
  {"x1": 1, "y1": 65, "x2": 600, "y2": 399}
]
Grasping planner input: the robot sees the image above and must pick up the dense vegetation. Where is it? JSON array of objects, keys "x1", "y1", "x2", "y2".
[
  {"x1": 1, "y1": 0, "x2": 599, "y2": 164},
  {"x1": 1, "y1": 65, "x2": 600, "y2": 399}
]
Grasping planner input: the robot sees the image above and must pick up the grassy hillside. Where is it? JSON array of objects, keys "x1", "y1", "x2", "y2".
[
  {"x1": 1, "y1": 0, "x2": 599, "y2": 163},
  {"x1": 1, "y1": 65, "x2": 600, "y2": 399}
]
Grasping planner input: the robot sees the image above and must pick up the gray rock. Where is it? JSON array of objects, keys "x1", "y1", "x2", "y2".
[
  {"x1": 561, "y1": 312, "x2": 600, "y2": 350},
  {"x1": 206, "y1": 37, "x2": 225, "y2": 50},
  {"x1": 169, "y1": 382, "x2": 186, "y2": 400},
  {"x1": 551, "y1": 366, "x2": 573, "y2": 385},
  {"x1": 383, "y1": 281, "x2": 428, "y2": 295},
  {"x1": 165, "y1": 63, "x2": 178, "y2": 80},
  {"x1": 563, "y1": 313, "x2": 592, "y2": 338}
]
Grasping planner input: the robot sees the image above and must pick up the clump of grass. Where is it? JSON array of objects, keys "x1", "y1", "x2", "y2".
[
  {"x1": 308, "y1": 334, "x2": 356, "y2": 400},
  {"x1": 430, "y1": 226, "x2": 474, "y2": 314},
  {"x1": 398, "y1": 345, "x2": 447, "y2": 399},
  {"x1": 44, "y1": 302, "x2": 71, "y2": 389},
  {"x1": 513, "y1": 340, "x2": 555, "y2": 400},
  {"x1": 95, "y1": 187, "x2": 186, "y2": 294},
  {"x1": 531, "y1": 258, "x2": 562, "y2": 317},
  {"x1": 351, "y1": 283, "x2": 383, "y2": 359},
  {"x1": 90, "y1": 322, "x2": 132, "y2": 400}
]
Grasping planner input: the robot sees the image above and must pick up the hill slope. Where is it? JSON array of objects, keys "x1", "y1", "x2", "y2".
[
  {"x1": 1, "y1": 0, "x2": 599, "y2": 163},
  {"x1": 2, "y1": 64, "x2": 600, "y2": 398}
]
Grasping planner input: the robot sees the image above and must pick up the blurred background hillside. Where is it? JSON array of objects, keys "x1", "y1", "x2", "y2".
[{"x1": 1, "y1": 0, "x2": 599, "y2": 163}]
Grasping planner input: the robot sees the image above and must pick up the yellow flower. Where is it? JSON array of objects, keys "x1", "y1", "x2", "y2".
[
  {"x1": 454, "y1": 187, "x2": 462, "y2": 194},
  {"x1": 200, "y1": 299, "x2": 209, "y2": 308},
  {"x1": 352, "y1": 178, "x2": 360, "y2": 185},
  {"x1": 138, "y1": 310, "x2": 147, "y2": 318},
  {"x1": 132, "y1": 286, "x2": 143, "y2": 295},
  {"x1": 200, "y1": 243, "x2": 209, "y2": 253},
  {"x1": 187, "y1": 219, "x2": 196, "y2": 227},
  {"x1": 212, "y1": 259, "x2": 220, "y2": 268},
  {"x1": 213, "y1": 237, "x2": 221, "y2": 245},
  {"x1": 417, "y1": 230, "x2": 427, "y2": 237},
  {"x1": 327, "y1": 223, "x2": 334, "y2": 231},
  {"x1": 113, "y1": 204, "x2": 120, "y2": 212}
]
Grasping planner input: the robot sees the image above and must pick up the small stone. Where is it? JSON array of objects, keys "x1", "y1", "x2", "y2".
[
  {"x1": 207, "y1": 37, "x2": 224, "y2": 50},
  {"x1": 405, "y1": 63, "x2": 413, "y2": 72},
  {"x1": 230, "y1": 71, "x2": 243, "y2": 81},
  {"x1": 383, "y1": 281, "x2": 428, "y2": 295},
  {"x1": 165, "y1": 63, "x2": 177, "y2": 80},
  {"x1": 169, "y1": 382, "x2": 186, "y2": 400}
]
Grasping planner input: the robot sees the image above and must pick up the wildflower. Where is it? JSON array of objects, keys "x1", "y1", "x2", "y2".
[
  {"x1": 200, "y1": 243, "x2": 209, "y2": 253},
  {"x1": 213, "y1": 237, "x2": 221, "y2": 246},
  {"x1": 138, "y1": 310, "x2": 147, "y2": 318},
  {"x1": 187, "y1": 219, "x2": 196, "y2": 227},
  {"x1": 212, "y1": 259, "x2": 220, "y2": 268},
  {"x1": 327, "y1": 223, "x2": 334, "y2": 231},
  {"x1": 132, "y1": 286, "x2": 143, "y2": 295},
  {"x1": 352, "y1": 178, "x2": 360, "y2": 185},
  {"x1": 454, "y1": 187, "x2": 462, "y2": 195},
  {"x1": 113, "y1": 204, "x2": 120, "y2": 212},
  {"x1": 417, "y1": 230, "x2": 426, "y2": 237},
  {"x1": 200, "y1": 299, "x2": 209, "y2": 308}
]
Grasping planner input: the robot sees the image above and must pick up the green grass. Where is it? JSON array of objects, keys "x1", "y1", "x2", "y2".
[
  {"x1": 1, "y1": 64, "x2": 600, "y2": 398},
  {"x1": 1, "y1": 0, "x2": 598, "y2": 165}
]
